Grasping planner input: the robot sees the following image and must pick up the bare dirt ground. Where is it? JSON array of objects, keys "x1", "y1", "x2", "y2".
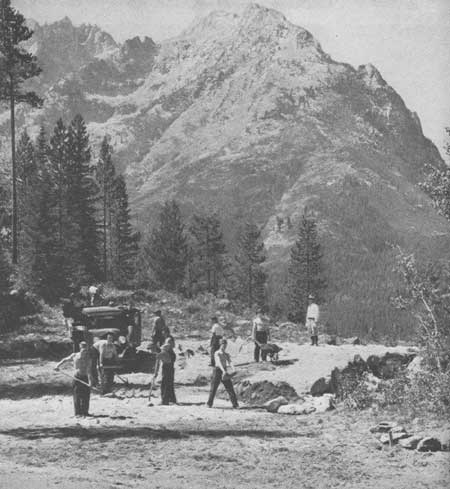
[{"x1": 1, "y1": 341, "x2": 449, "y2": 489}]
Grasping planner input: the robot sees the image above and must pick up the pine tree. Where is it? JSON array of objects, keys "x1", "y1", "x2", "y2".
[
  {"x1": 48, "y1": 119, "x2": 70, "y2": 246},
  {"x1": 67, "y1": 114, "x2": 100, "y2": 282},
  {"x1": 95, "y1": 136, "x2": 116, "y2": 281},
  {"x1": 145, "y1": 200, "x2": 187, "y2": 292},
  {"x1": 16, "y1": 130, "x2": 35, "y2": 260},
  {"x1": 189, "y1": 212, "x2": 227, "y2": 295},
  {"x1": 286, "y1": 213, "x2": 326, "y2": 322},
  {"x1": 110, "y1": 174, "x2": 138, "y2": 287},
  {"x1": 235, "y1": 221, "x2": 267, "y2": 309},
  {"x1": 0, "y1": 0, "x2": 42, "y2": 263},
  {"x1": 23, "y1": 131, "x2": 64, "y2": 301}
]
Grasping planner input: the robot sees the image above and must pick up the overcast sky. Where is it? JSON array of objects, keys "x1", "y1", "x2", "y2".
[{"x1": 14, "y1": 0, "x2": 450, "y2": 158}]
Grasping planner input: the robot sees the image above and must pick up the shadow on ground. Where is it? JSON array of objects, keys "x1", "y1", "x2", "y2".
[{"x1": 0, "y1": 425, "x2": 316, "y2": 441}]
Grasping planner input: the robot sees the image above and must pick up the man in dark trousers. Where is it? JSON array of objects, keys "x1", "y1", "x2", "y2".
[
  {"x1": 151, "y1": 310, "x2": 170, "y2": 351},
  {"x1": 209, "y1": 316, "x2": 224, "y2": 366},
  {"x1": 252, "y1": 309, "x2": 270, "y2": 362},
  {"x1": 153, "y1": 336, "x2": 177, "y2": 405},
  {"x1": 55, "y1": 340, "x2": 92, "y2": 417},
  {"x1": 207, "y1": 338, "x2": 239, "y2": 409}
]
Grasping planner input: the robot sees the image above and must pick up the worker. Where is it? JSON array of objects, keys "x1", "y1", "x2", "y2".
[
  {"x1": 306, "y1": 294, "x2": 320, "y2": 346},
  {"x1": 151, "y1": 310, "x2": 170, "y2": 351},
  {"x1": 207, "y1": 338, "x2": 239, "y2": 409},
  {"x1": 93, "y1": 333, "x2": 118, "y2": 393},
  {"x1": 252, "y1": 309, "x2": 270, "y2": 362},
  {"x1": 54, "y1": 341, "x2": 92, "y2": 417},
  {"x1": 209, "y1": 316, "x2": 224, "y2": 366},
  {"x1": 153, "y1": 336, "x2": 177, "y2": 405}
]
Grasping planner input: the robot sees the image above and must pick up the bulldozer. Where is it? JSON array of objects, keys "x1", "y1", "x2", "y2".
[{"x1": 71, "y1": 305, "x2": 155, "y2": 374}]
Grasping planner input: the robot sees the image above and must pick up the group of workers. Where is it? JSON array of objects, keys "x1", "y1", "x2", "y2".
[{"x1": 56, "y1": 295, "x2": 320, "y2": 417}]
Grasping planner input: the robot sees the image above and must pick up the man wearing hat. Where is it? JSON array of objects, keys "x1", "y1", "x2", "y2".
[
  {"x1": 153, "y1": 336, "x2": 177, "y2": 405},
  {"x1": 55, "y1": 341, "x2": 92, "y2": 416},
  {"x1": 151, "y1": 310, "x2": 170, "y2": 351},
  {"x1": 306, "y1": 294, "x2": 320, "y2": 346}
]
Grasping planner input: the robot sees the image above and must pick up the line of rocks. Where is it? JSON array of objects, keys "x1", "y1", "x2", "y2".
[{"x1": 370, "y1": 421, "x2": 449, "y2": 452}]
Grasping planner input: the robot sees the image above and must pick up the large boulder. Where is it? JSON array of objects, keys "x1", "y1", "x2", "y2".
[
  {"x1": 310, "y1": 376, "x2": 332, "y2": 396},
  {"x1": 235, "y1": 380, "x2": 298, "y2": 406},
  {"x1": 417, "y1": 437, "x2": 442, "y2": 452}
]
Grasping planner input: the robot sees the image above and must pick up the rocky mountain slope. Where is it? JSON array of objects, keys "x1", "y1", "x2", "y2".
[{"x1": 1, "y1": 3, "x2": 449, "y2": 335}]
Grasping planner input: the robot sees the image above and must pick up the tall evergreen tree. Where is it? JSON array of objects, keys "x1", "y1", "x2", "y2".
[
  {"x1": 16, "y1": 130, "x2": 35, "y2": 260},
  {"x1": 189, "y1": 212, "x2": 227, "y2": 295},
  {"x1": 286, "y1": 213, "x2": 326, "y2": 322},
  {"x1": 95, "y1": 136, "x2": 116, "y2": 281},
  {"x1": 145, "y1": 200, "x2": 187, "y2": 292},
  {"x1": 0, "y1": 0, "x2": 42, "y2": 263},
  {"x1": 235, "y1": 221, "x2": 267, "y2": 309},
  {"x1": 110, "y1": 174, "x2": 139, "y2": 287},
  {"x1": 48, "y1": 119, "x2": 70, "y2": 246},
  {"x1": 67, "y1": 114, "x2": 100, "y2": 282}
]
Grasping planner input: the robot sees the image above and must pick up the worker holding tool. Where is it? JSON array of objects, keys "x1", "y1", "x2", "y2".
[
  {"x1": 252, "y1": 308, "x2": 270, "y2": 362},
  {"x1": 207, "y1": 338, "x2": 239, "y2": 409},
  {"x1": 93, "y1": 333, "x2": 119, "y2": 394},
  {"x1": 209, "y1": 316, "x2": 224, "y2": 366},
  {"x1": 153, "y1": 336, "x2": 177, "y2": 405},
  {"x1": 54, "y1": 340, "x2": 92, "y2": 417}
]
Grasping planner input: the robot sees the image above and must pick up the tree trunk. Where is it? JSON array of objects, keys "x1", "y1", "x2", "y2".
[{"x1": 10, "y1": 76, "x2": 17, "y2": 264}]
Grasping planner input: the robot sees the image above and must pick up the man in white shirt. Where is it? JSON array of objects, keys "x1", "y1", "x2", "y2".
[
  {"x1": 252, "y1": 309, "x2": 270, "y2": 362},
  {"x1": 209, "y1": 316, "x2": 224, "y2": 366},
  {"x1": 207, "y1": 339, "x2": 239, "y2": 409},
  {"x1": 93, "y1": 333, "x2": 118, "y2": 393},
  {"x1": 306, "y1": 294, "x2": 320, "y2": 346}
]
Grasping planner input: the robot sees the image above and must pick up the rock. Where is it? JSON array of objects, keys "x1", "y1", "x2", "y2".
[
  {"x1": 406, "y1": 356, "x2": 424, "y2": 377},
  {"x1": 278, "y1": 403, "x2": 316, "y2": 415},
  {"x1": 310, "y1": 376, "x2": 332, "y2": 396},
  {"x1": 377, "y1": 352, "x2": 416, "y2": 380},
  {"x1": 192, "y1": 375, "x2": 209, "y2": 387},
  {"x1": 264, "y1": 396, "x2": 288, "y2": 413},
  {"x1": 399, "y1": 435, "x2": 423, "y2": 450},
  {"x1": 363, "y1": 372, "x2": 381, "y2": 392},
  {"x1": 416, "y1": 437, "x2": 442, "y2": 452},
  {"x1": 366, "y1": 355, "x2": 381, "y2": 377},
  {"x1": 236, "y1": 380, "x2": 298, "y2": 406},
  {"x1": 436, "y1": 430, "x2": 450, "y2": 451},
  {"x1": 312, "y1": 394, "x2": 335, "y2": 412}
]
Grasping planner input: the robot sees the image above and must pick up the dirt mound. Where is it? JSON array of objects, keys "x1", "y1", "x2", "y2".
[{"x1": 235, "y1": 380, "x2": 299, "y2": 406}]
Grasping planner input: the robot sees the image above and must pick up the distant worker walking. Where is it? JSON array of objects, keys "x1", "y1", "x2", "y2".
[
  {"x1": 306, "y1": 294, "x2": 320, "y2": 346},
  {"x1": 207, "y1": 339, "x2": 239, "y2": 409},
  {"x1": 209, "y1": 316, "x2": 224, "y2": 366},
  {"x1": 151, "y1": 310, "x2": 170, "y2": 351},
  {"x1": 252, "y1": 309, "x2": 270, "y2": 362},
  {"x1": 55, "y1": 341, "x2": 92, "y2": 417}
]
